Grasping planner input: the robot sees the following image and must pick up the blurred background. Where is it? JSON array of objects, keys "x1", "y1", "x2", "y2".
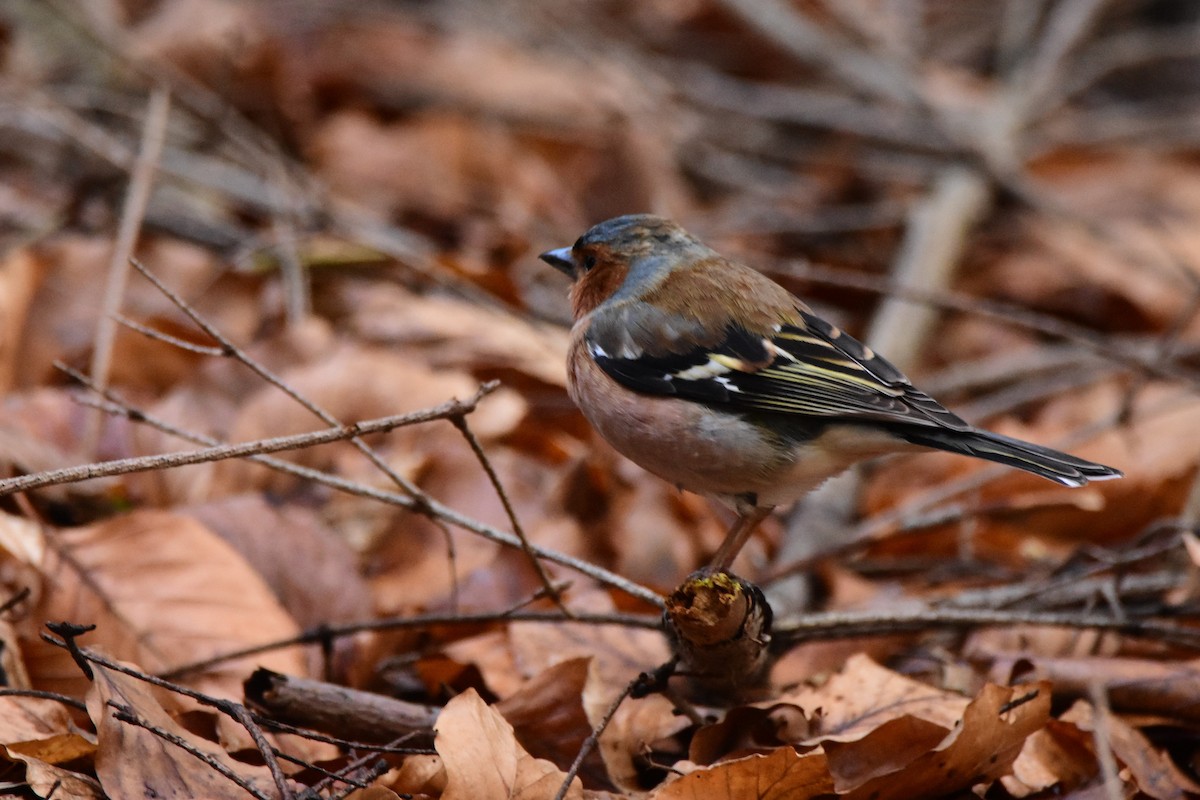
[
  {"x1": 2, "y1": 0, "x2": 1200, "y2": 638},
  {"x1": 5, "y1": 2, "x2": 1200, "y2": 795}
]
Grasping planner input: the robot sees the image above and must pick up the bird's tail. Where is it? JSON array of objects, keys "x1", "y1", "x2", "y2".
[{"x1": 899, "y1": 427, "x2": 1123, "y2": 488}]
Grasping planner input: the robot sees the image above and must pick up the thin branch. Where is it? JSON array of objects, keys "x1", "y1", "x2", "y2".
[
  {"x1": 162, "y1": 609, "x2": 661, "y2": 679},
  {"x1": 113, "y1": 313, "x2": 224, "y2": 355},
  {"x1": 266, "y1": 165, "x2": 311, "y2": 324},
  {"x1": 269, "y1": 749, "x2": 373, "y2": 792},
  {"x1": 324, "y1": 754, "x2": 392, "y2": 800},
  {"x1": 226, "y1": 702, "x2": 295, "y2": 800},
  {"x1": 552, "y1": 669, "x2": 649, "y2": 800},
  {"x1": 1014, "y1": 0, "x2": 1113, "y2": 125},
  {"x1": 0, "y1": 688, "x2": 88, "y2": 711},
  {"x1": 0, "y1": 586, "x2": 31, "y2": 616},
  {"x1": 107, "y1": 702, "x2": 274, "y2": 800},
  {"x1": 128, "y1": 257, "x2": 430, "y2": 504},
  {"x1": 86, "y1": 86, "x2": 171, "y2": 453},
  {"x1": 253, "y1": 718, "x2": 430, "y2": 756},
  {"x1": 0, "y1": 385, "x2": 497, "y2": 498},
  {"x1": 773, "y1": 607, "x2": 1200, "y2": 649},
  {"x1": 450, "y1": 416, "x2": 571, "y2": 616},
  {"x1": 48, "y1": 635, "x2": 395, "y2": 790},
  {"x1": 1087, "y1": 681, "x2": 1125, "y2": 800}
]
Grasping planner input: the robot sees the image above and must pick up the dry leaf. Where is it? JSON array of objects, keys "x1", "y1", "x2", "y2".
[
  {"x1": 5, "y1": 754, "x2": 104, "y2": 800},
  {"x1": 989, "y1": 654, "x2": 1200, "y2": 722},
  {"x1": 86, "y1": 660, "x2": 279, "y2": 799},
  {"x1": 1004, "y1": 721, "x2": 1100, "y2": 797},
  {"x1": 497, "y1": 657, "x2": 595, "y2": 773},
  {"x1": 435, "y1": 688, "x2": 583, "y2": 800},
  {"x1": 778, "y1": 654, "x2": 970, "y2": 740},
  {"x1": 5, "y1": 510, "x2": 305, "y2": 699},
  {"x1": 834, "y1": 682, "x2": 1050, "y2": 799},
  {"x1": 184, "y1": 493, "x2": 373, "y2": 629},
  {"x1": 0, "y1": 695, "x2": 77, "y2": 744},
  {"x1": 651, "y1": 747, "x2": 834, "y2": 799},
  {"x1": 1063, "y1": 700, "x2": 1200, "y2": 799}
]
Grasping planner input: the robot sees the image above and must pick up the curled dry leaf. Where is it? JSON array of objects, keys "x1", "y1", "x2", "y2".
[
  {"x1": 685, "y1": 656, "x2": 1050, "y2": 799},
  {"x1": 830, "y1": 682, "x2": 1050, "y2": 800},
  {"x1": 650, "y1": 747, "x2": 834, "y2": 800},
  {"x1": 496, "y1": 657, "x2": 595, "y2": 775},
  {"x1": 1062, "y1": 699, "x2": 1200, "y2": 800},
  {"x1": 86, "y1": 661, "x2": 280, "y2": 800},
  {"x1": 4, "y1": 755, "x2": 104, "y2": 800},
  {"x1": 3, "y1": 726, "x2": 102, "y2": 800},
  {"x1": 776, "y1": 654, "x2": 970, "y2": 740},
  {"x1": 0, "y1": 509, "x2": 305, "y2": 699},
  {"x1": 1003, "y1": 721, "x2": 1102, "y2": 797},
  {"x1": 0, "y1": 694, "x2": 65, "y2": 745},
  {"x1": 435, "y1": 688, "x2": 583, "y2": 800},
  {"x1": 990, "y1": 653, "x2": 1200, "y2": 723}
]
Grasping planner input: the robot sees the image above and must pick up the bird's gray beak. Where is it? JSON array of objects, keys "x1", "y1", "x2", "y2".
[{"x1": 539, "y1": 247, "x2": 575, "y2": 277}]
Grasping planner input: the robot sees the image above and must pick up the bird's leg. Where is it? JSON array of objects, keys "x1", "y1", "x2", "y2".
[{"x1": 708, "y1": 496, "x2": 774, "y2": 571}]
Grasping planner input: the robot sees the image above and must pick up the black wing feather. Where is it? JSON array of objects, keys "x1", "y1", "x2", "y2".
[{"x1": 587, "y1": 303, "x2": 966, "y2": 429}]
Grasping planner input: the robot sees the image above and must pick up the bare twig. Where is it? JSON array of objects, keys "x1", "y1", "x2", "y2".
[
  {"x1": 1054, "y1": 23, "x2": 1200, "y2": 106},
  {"x1": 552, "y1": 668, "x2": 654, "y2": 800},
  {"x1": 128, "y1": 258, "x2": 430, "y2": 500},
  {"x1": 450, "y1": 416, "x2": 571, "y2": 616},
  {"x1": 0, "y1": 586, "x2": 31, "y2": 616},
  {"x1": 0, "y1": 386, "x2": 496, "y2": 498},
  {"x1": 1087, "y1": 680, "x2": 1126, "y2": 800},
  {"x1": 270, "y1": 750, "x2": 374, "y2": 792},
  {"x1": 107, "y1": 702, "x2": 275, "y2": 800},
  {"x1": 321, "y1": 752, "x2": 392, "y2": 800},
  {"x1": 163, "y1": 609, "x2": 661, "y2": 679},
  {"x1": 85, "y1": 86, "x2": 171, "y2": 453},
  {"x1": 113, "y1": 314, "x2": 224, "y2": 355},
  {"x1": 0, "y1": 688, "x2": 87, "y2": 711},
  {"x1": 127, "y1": 258, "x2": 486, "y2": 605},
  {"x1": 226, "y1": 702, "x2": 295, "y2": 800},
  {"x1": 266, "y1": 165, "x2": 311, "y2": 324},
  {"x1": 773, "y1": 607, "x2": 1200, "y2": 649},
  {"x1": 253, "y1": 719, "x2": 428, "y2": 756},
  {"x1": 1010, "y1": 0, "x2": 1113, "y2": 126},
  {"x1": 47, "y1": 636, "x2": 373, "y2": 797}
]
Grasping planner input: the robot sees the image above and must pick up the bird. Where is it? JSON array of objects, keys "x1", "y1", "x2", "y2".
[{"x1": 540, "y1": 214, "x2": 1123, "y2": 571}]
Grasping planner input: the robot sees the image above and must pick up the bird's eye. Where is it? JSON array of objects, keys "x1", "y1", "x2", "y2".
[{"x1": 583, "y1": 254, "x2": 597, "y2": 271}]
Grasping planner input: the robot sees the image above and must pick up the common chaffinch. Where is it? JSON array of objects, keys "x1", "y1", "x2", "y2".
[{"x1": 541, "y1": 215, "x2": 1122, "y2": 570}]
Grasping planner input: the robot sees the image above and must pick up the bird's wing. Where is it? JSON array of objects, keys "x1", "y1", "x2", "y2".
[{"x1": 585, "y1": 301, "x2": 970, "y2": 430}]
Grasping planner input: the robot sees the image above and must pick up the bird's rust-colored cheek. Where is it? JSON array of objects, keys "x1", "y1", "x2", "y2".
[{"x1": 569, "y1": 262, "x2": 629, "y2": 317}]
